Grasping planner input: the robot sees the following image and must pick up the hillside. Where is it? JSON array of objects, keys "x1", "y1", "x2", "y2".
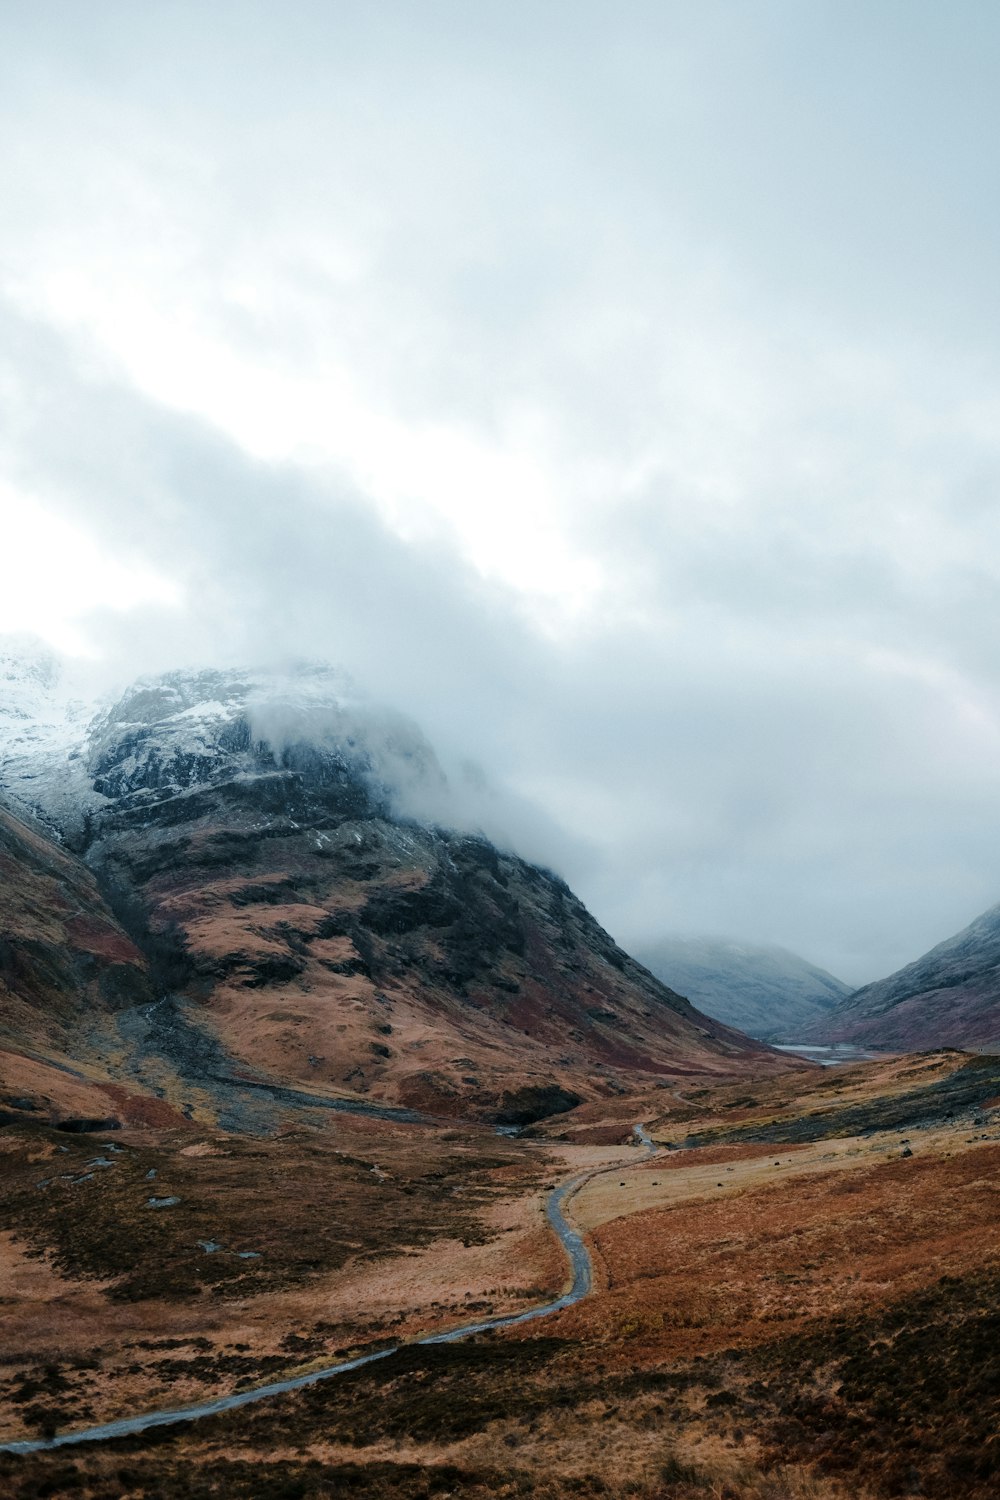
[
  {"x1": 634, "y1": 935, "x2": 849, "y2": 1042},
  {"x1": 0, "y1": 659, "x2": 783, "y2": 1126},
  {"x1": 0, "y1": 800, "x2": 163, "y2": 1132},
  {"x1": 0, "y1": 804, "x2": 151, "y2": 1049},
  {"x1": 812, "y1": 901, "x2": 1000, "y2": 1052}
]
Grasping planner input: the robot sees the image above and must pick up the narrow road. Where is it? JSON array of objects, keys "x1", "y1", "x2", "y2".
[{"x1": 0, "y1": 1125, "x2": 657, "y2": 1456}]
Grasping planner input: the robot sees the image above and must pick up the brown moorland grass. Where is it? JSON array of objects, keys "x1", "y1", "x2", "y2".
[
  {"x1": 0, "y1": 1110, "x2": 561, "y2": 1443},
  {"x1": 554, "y1": 1136, "x2": 1000, "y2": 1363},
  {"x1": 2, "y1": 1054, "x2": 998, "y2": 1498}
]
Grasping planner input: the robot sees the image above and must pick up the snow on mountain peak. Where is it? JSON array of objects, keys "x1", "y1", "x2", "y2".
[
  {"x1": 0, "y1": 652, "x2": 453, "y2": 839},
  {"x1": 0, "y1": 635, "x2": 103, "y2": 835},
  {"x1": 0, "y1": 652, "x2": 553, "y2": 864}
]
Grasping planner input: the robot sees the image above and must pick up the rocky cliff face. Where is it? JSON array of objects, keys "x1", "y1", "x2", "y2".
[
  {"x1": 1, "y1": 657, "x2": 781, "y2": 1123},
  {"x1": 811, "y1": 903, "x2": 1000, "y2": 1053},
  {"x1": 634, "y1": 936, "x2": 849, "y2": 1042}
]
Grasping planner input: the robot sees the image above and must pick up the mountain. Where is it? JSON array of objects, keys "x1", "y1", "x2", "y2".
[
  {"x1": 810, "y1": 902, "x2": 1000, "y2": 1052},
  {"x1": 633, "y1": 935, "x2": 850, "y2": 1042},
  {"x1": 0, "y1": 654, "x2": 784, "y2": 1126}
]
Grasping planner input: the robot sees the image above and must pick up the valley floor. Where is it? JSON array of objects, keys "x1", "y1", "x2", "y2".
[{"x1": 2, "y1": 1050, "x2": 999, "y2": 1498}]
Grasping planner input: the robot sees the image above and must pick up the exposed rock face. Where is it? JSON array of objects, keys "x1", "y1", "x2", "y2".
[
  {"x1": 634, "y1": 936, "x2": 849, "y2": 1042},
  {"x1": 1, "y1": 659, "x2": 782, "y2": 1122},
  {"x1": 811, "y1": 903, "x2": 1000, "y2": 1052}
]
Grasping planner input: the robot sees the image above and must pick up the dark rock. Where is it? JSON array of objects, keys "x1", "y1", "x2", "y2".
[{"x1": 494, "y1": 1084, "x2": 582, "y2": 1127}]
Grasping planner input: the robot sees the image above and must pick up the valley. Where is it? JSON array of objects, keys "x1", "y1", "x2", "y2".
[
  {"x1": 1, "y1": 1052, "x2": 998, "y2": 1498},
  {"x1": 2, "y1": 657, "x2": 999, "y2": 1498}
]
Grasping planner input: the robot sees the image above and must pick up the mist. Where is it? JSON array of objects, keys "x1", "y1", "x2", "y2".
[{"x1": 4, "y1": 3, "x2": 1000, "y2": 985}]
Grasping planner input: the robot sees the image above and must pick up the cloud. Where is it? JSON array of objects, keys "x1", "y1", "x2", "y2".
[{"x1": 2, "y1": 3, "x2": 1000, "y2": 985}]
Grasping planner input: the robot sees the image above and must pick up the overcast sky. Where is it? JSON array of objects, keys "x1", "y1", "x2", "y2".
[{"x1": 2, "y1": 1, "x2": 1000, "y2": 984}]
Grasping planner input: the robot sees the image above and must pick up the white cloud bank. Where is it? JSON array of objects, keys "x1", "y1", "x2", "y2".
[{"x1": 2, "y1": 0, "x2": 1000, "y2": 984}]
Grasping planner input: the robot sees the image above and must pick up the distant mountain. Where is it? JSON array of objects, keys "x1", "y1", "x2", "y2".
[
  {"x1": 810, "y1": 903, "x2": 1000, "y2": 1052},
  {"x1": 634, "y1": 935, "x2": 850, "y2": 1042},
  {"x1": 0, "y1": 651, "x2": 787, "y2": 1128}
]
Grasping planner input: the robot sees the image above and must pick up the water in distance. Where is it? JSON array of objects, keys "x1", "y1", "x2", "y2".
[{"x1": 773, "y1": 1043, "x2": 889, "y2": 1067}]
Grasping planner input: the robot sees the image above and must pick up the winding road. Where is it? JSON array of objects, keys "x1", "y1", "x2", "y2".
[{"x1": 0, "y1": 1125, "x2": 657, "y2": 1457}]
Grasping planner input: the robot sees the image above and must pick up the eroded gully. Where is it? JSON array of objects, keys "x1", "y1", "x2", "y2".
[{"x1": 0, "y1": 1125, "x2": 658, "y2": 1456}]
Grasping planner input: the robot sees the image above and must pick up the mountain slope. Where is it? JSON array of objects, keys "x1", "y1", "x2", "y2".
[
  {"x1": 1, "y1": 661, "x2": 785, "y2": 1124},
  {"x1": 634, "y1": 935, "x2": 849, "y2": 1042},
  {"x1": 812, "y1": 903, "x2": 1000, "y2": 1052},
  {"x1": 0, "y1": 800, "x2": 164, "y2": 1131},
  {"x1": 0, "y1": 802, "x2": 151, "y2": 1052}
]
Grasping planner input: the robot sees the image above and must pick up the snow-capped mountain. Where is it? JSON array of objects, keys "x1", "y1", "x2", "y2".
[
  {"x1": 87, "y1": 661, "x2": 449, "y2": 815},
  {"x1": 0, "y1": 640, "x2": 785, "y2": 1125},
  {"x1": 0, "y1": 642, "x2": 448, "y2": 844}
]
